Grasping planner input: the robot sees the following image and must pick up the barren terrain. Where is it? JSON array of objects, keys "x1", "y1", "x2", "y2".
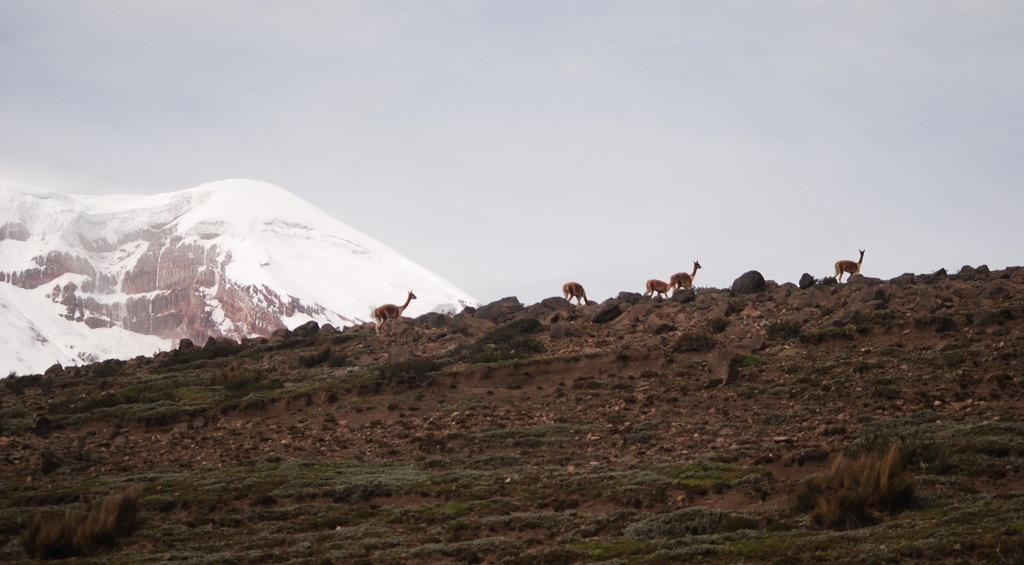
[{"x1": 2, "y1": 267, "x2": 1024, "y2": 563}]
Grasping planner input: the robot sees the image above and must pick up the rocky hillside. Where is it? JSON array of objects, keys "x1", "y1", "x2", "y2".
[{"x1": 1, "y1": 266, "x2": 1023, "y2": 562}]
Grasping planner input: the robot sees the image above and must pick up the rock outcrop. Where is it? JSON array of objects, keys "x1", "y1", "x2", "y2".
[{"x1": 4, "y1": 230, "x2": 332, "y2": 344}]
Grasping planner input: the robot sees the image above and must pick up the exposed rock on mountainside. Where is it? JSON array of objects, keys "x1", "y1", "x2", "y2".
[
  {"x1": 2, "y1": 265, "x2": 1023, "y2": 561},
  {"x1": 4, "y1": 238, "x2": 330, "y2": 342},
  {"x1": 0, "y1": 180, "x2": 478, "y2": 375}
]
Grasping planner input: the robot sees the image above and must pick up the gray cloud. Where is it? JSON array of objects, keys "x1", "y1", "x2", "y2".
[{"x1": 2, "y1": 1, "x2": 1022, "y2": 304}]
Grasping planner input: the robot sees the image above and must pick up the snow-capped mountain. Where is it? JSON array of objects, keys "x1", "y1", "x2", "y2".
[{"x1": 0, "y1": 179, "x2": 479, "y2": 377}]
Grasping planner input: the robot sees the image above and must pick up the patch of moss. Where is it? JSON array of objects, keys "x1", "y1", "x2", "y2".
[
  {"x1": 569, "y1": 537, "x2": 651, "y2": 559},
  {"x1": 671, "y1": 460, "x2": 761, "y2": 487},
  {"x1": 670, "y1": 330, "x2": 716, "y2": 353},
  {"x1": 467, "y1": 319, "x2": 546, "y2": 363},
  {"x1": 801, "y1": 325, "x2": 856, "y2": 344}
]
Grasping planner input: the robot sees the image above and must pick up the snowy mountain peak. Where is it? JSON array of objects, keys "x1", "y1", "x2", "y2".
[{"x1": 0, "y1": 179, "x2": 478, "y2": 376}]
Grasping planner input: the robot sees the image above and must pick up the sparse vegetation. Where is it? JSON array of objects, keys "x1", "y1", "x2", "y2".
[
  {"x1": 793, "y1": 444, "x2": 916, "y2": 529},
  {"x1": 670, "y1": 330, "x2": 716, "y2": 352},
  {"x1": 298, "y1": 345, "x2": 332, "y2": 368},
  {"x1": 376, "y1": 358, "x2": 442, "y2": 388},
  {"x1": 707, "y1": 316, "x2": 730, "y2": 333},
  {"x1": 3, "y1": 269, "x2": 1024, "y2": 562},
  {"x1": 21, "y1": 486, "x2": 142, "y2": 559},
  {"x1": 766, "y1": 320, "x2": 802, "y2": 340},
  {"x1": 210, "y1": 365, "x2": 278, "y2": 396},
  {"x1": 467, "y1": 318, "x2": 546, "y2": 363}
]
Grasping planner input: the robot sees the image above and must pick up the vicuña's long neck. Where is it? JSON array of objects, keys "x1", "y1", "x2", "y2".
[
  {"x1": 857, "y1": 252, "x2": 864, "y2": 266},
  {"x1": 400, "y1": 294, "x2": 413, "y2": 312},
  {"x1": 690, "y1": 264, "x2": 699, "y2": 279}
]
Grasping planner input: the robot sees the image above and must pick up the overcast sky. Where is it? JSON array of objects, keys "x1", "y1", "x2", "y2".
[{"x1": 2, "y1": 1, "x2": 1022, "y2": 305}]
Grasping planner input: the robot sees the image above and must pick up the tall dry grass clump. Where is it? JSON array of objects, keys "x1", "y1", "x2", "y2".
[
  {"x1": 793, "y1": 444, "x2": 915, "y2": 529},
  {"x1": 22, "y1": 485, "x2": 142, "y2": 559}
]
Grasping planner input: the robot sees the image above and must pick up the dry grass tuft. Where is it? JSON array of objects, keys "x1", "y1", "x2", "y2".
[
  {"x1": 22, "y1": 485, "x2": 142, "y2": 559},
  {"x1": 793, "y1": 444, "x2": 916, "y2": 529}
]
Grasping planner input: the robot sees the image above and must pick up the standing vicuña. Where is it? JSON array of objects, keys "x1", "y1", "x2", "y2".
[
  {"x1": 834, "y1": 250, "x2": 865, "y2": 282},
  {"x1": 670, "y1": 260, "x2": 702, "y2": 290},
  {"x1": 644, "y1": 278, "x2": 674, "y2": 299},
  {"x1": 373, "y1": 290, "x2": 416, "y2": 336},
  {"x1": 562, "y1": 282, "x2": 588, "y2": 305}
]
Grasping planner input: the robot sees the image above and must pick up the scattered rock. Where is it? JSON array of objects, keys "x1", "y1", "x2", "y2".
[
  {"x1": 670, "y1": 288, "x2": 696, "y2": 303},
  {"x1": 731, "y1": 271, "x2": 766, "y2": 297},
  {"x1": 707, "y1": 349, "x2": 742, "y2": 386},
  {"x1": 170, "y1": 422, "x2": 194, "y2": 439},
  {"x1": 847, "y1": 274, "x2": 883, "y2": 285},
  {"x1": 550, "y1": 322, "x2": 585, "y2": 339},
  {"x1": 386, "y1": 346, "x2": 416, "y2": 363},
  {"x1": 451, "y1": 315, "x2": 495, "y2": 336},
  {"x1": 798, "y1": 273, "x2": 816, "y2": 289},
  {"x1": 413, "y1": 312, "x2": 451, "y2": 329},
  {"x1": 591, "y1": 302, "x2": 623, "y2": 324},
  {"x1": 616, "y1": 292, "x2": 644, "y2": 305},
  {"x1": 891, "y1": 273, "x2": 917, "y2": 286},
  {"x1": 473, "y1": 297, "x2": 524, "y2": 323},
  {"x1": 980, "y1": 281, "x2": 1012, "y2": 302},
  {"x1": 292, "y1": 320, "x2": 320, "y2": 336},
  {"x1": 540, "y1": 297, "x2": 572, "y2": 310},
  {"x1": 736, "y1": 335, "x2": 766, "y2": 355},
  {"x1": 972, "y1": 308, "x2": 1001, "y2": 329},
  {"x1": 39, "y1": 450, "x2": 64, "y2": 475},
  {"x1": 32, "y1": 414, "x2": 53, "y2": 436},
  {"x1": 522, "y1": 301, "x2": 568, "y2": 323}
]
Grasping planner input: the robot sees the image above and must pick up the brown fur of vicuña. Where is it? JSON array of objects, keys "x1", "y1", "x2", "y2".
[{"x1": 562, "y1": 282, "x2": 588, "y2": 305}]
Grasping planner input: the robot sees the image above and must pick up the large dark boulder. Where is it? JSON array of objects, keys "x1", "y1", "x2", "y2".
[
  {"x1": 413, "y1": 312, "x2": 451, "y2": 329},
  {"x1": 671, "y1": 288, "x2": 696, "y2": 303},
  {"x1": 798, "y1": 273, "x2": 816, "y2": 289},
  {"x1": 540, "y1": 297, "x2": 572, "y2": 310},
  {"x1": 731, "y1": 271, "x2": 766, "y2": 296},
  {"x1": 591, "y1": 302, "x2": 623, "y2": 324},
  {"x1": 451, "y1": 315, "x2": 495, "y2": 336},
  {"x1": 890, "y1": 273, "x2": 917, "y2": 286},
  {"x1": 473, "y1": 297, "x2": 524, "y2": 323},
  {"x1": 616, "y1": 292, "x2": 644, "y2": 305},
  {"x1": 522, "y1": 297, "x2": 573, "y2": 323},
  {"x1": 293, "y1": 320, "x2": 320, "y2": 336}
]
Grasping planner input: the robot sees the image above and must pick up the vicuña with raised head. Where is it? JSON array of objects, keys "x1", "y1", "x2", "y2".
[
  {"x1": 834, "y1": 250, "x2": 865, "y2": 283},
  {"x1": 373, "y1": 290, "x2": 417, "y2": 336},
  {"x1": 670, "y1": 260, "x2": 702, "y2": 290}
]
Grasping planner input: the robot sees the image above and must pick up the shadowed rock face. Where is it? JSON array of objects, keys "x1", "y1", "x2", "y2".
[{"x1": 2, "y1": 227, "x2": 330, "y2": 344}]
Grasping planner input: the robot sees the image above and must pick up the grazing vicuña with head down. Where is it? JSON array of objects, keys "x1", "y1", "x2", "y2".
[
  {"x1": 373, "y1": 290, "x2": 417, "y2": 336},
  {"x1": 835, "y1": 250, "x2": 865, "y2": 283},
  {"x1": 562, "y1": 282, "x2": 588, "y2": 305},
  {"x1": 644, "y1": 278, "x2": 674, "y2": 299}
]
